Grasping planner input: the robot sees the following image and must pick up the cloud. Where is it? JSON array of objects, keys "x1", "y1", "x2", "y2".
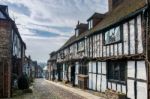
[{"x1": 0, "y1": 0, "x2": 108, "y2": 63}]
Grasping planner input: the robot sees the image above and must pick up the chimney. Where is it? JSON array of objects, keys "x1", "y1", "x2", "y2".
[{"x1": 108, "y1": 0, "x2": 124, "y2": 12}]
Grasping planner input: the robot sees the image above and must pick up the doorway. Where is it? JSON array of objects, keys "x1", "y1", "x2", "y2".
[{"x1": 71, "y1": 64, "x2": 75, "y2": 86}]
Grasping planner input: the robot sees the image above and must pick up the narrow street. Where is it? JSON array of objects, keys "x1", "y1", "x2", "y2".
[{"x1": 13, "y1": 79, "x2": 85, "y2": 99}]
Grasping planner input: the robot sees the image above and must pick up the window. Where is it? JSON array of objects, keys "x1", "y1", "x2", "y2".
[
  {"x1": 75, "y1": 29, "x2": 79, "y2": 37},
  {"x1": 78, "y1": 41, "x2": 84, "y2": 51},
  {"x1": 79, "y1": 63, "x2": 88, "y2": 75},
  {"x1": 104, "y1": 26, "x2": 121, "y2": 45},
  {"x1": 0, "y1": 11, "x2": 6, "y2": 19},
  {"x1": 88, "y1": 20, "x2": 93, "y2": 29},
  {"x1": 107, "y1": 61, "x2": 126, "y2": 82}
]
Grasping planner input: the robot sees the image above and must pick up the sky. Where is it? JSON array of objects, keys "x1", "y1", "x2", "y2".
[{"x1": 1, "y1": 0, "x2": 108, "y2": 63}]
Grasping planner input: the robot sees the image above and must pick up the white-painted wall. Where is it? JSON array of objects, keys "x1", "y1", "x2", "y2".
[
  {"x1": 88, "y1": 61, "x2": 106, "y2": 92},
  {"x1": 75, "y1": 62, "x2": 79, "y2": 85},
  {"x1": 127, "y1": 60, "x2": 147, "y2": 99}
]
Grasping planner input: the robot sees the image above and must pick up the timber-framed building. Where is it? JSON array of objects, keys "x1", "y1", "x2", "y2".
[{"x1": 47, "y1": 0, "x2": 150, "y2": 99}]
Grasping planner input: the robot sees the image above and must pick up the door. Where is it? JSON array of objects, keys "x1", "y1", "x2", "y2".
[
  {"x1": 0, "y1": 62, "x2": 4, "y2": 97},
  {"x1": 71, "y1": 65, "x2": 75, "y2": 86}
]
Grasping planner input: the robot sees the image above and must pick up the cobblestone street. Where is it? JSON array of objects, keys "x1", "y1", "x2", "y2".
[{"x1": 13, "y1": 79, "x2": 84, "y2": 99}]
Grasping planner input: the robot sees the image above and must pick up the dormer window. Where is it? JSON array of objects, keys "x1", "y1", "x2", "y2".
[
  {"x1": 88, "y1": 19, "x2": 93, "y2": 29},
  {"x1": 75, "y1": 29, "x2": 79, "y2": 37},
  {"x1": 0, "y1": 11, "x2": 6, "y2": 19},
  {"x1": 87, "y1": 13, "x2": 105, "y2": 30},
  {"x1": 75, "y1": 22, "x2": 88, "y2": 37}
]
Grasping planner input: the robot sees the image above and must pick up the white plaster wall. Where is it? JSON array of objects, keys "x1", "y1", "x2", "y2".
[
  {"x1": 111, "y1": 45, "x2": 114, "y2": 56},
  {"x1": 64, "y1": 72, "x2": 67, "y2": 81},
  {"x1": 114, "y1": 44, "x2": 118, "y2": 56},
  {"x1": 75, "y1": 75, "x2": 78, "y2": 85},
  {"x1": 123, "y1": 23, "x2": 129, "y2": 55},
  {"x1": 93, "y1": 36, "x2": 96, "y2": 58},
  {"x1": 102, "y1": 62, "x2": 106, "y2": 74},
  {"x1": 117, "y1": 84, "x2": 121, "y2": 92},
  {"x1": 75, "y1": 62, "x2": 79, "y2": 74},
  {"x1": 118, "y1": 43, "x2": 122, "y2": 55},
  {"x1": 108, "y1": 82, "x2": 111, "y2": 89},
  {"x1": 89, "y1": 73, "x2": 92, "y2": 89},
  {"x1": 137, "y1": 82, "x2": 147, "y2": 99},
  {"x1": 98, "y1": 62, "x2": 101, "y2": 74},
  {"x1": 68, "y1": 66, "x2": 71, "y2": 81},
  {"x1": 103, "y1": 46, "x2": 106, "y2": 57},
  {"x1": 107, "y1": 46, "x2": 109, "y2": 57},
  {"x1": 137, "y1": 15, "x2": 143, "y2": 54},
  {"x1": 101, "y1": 75, "x2": 106, "y2": 92},
  {"x1": 100, "y1": 34, "x2": 103, "y2": 57},
  {"x1": 112, "y1": 83, "x2": 116, "y2": 91},
  {"x1": 127, "y1": 79, "x2": 135, "y2": 99},
  {"x1": 97, "y1": 74, "x2": 101, "y2": 91},
  {"x1": 122, "y1": 85, "x2": 126, "y2": 94},
  {"x1": 127, "y1": 61, "x2": 135, "y2": 78},
  {"x1": 93, "y1": 62, "x2": 97, "y2": 73},
  {"x1": 100, "y1": 45, "x2": 102, "y2": 57},
  {"x1": 63, "y1": 64, "x2": 65, "y2": 80},
  {"x1": 93, "y1": 74, "x2": 97, "y2": 90},
  {"x1": 137, "y1": 61, "x2": 147, "y2": 80},
  {"x1": 89, "y1": 62, "x2": 92, "y2": 72},
  {"x1": 129, "y1": 20, "x2": 135, "y2": 54}
]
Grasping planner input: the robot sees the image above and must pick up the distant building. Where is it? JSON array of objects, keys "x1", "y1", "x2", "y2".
[
  {"x1": 23, "y1": 56, "x2": 40, "y2": 78},
  {"x1": 35, "y1": 65, "x2": 43, "y2": 78},
  {"x1": 47, "y1": 52, "x2": 59, "y2": 81},
  {"x1": 23, "y1": 56, "x2": 31, "y2": 77}
]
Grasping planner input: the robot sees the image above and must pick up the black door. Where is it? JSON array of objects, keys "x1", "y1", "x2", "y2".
[{"x1": 71, "y1": 65, "x2": 75, "y2": 86}]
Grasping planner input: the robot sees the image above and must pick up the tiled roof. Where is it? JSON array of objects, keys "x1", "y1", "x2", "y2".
[
  {"x1": 91, "y1": 0, "x2": 147, "y2": 33},
  {"x1": 57, "y1": 0, "x2": 147, "y2": 52}
]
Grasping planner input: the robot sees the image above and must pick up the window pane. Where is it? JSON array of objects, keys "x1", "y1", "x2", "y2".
[
  {"x1": 107, "y1": 61, "x2": 126, "y2": 82},
  {"x1": 115, "y1": 26, "x2": 120, "y2": 41},
  {"x1": 104, "y1": 26, "x2": 121, "y2": 45}
]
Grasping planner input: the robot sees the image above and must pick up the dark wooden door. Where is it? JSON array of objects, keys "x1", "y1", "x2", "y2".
[
  {"x1": 0, "y1": 62, "x2": 4, "y2": 97},
  {"x1": 71, "y1": 65, "x2": 75, "y2": 86}
]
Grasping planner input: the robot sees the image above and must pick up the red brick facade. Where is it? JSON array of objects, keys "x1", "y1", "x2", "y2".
[{"x1": 0, "y1": 20, "x2": 12, "y2": 98}]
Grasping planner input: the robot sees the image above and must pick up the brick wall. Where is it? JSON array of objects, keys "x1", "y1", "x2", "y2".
[{"x1": 0, "y1": 20, "x2": 12, "y2": 98}]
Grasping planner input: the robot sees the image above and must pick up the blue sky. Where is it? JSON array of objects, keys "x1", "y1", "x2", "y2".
[{"x1": 1, "y1": 0, "x2": 108, "y2": 63}]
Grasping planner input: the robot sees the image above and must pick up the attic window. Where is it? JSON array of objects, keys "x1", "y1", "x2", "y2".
[
  {"x1": 0, "y1": 11, "x2": 6, "y2": 19},
  {"x1": 104, "y1": 26, "x2": 121, "y2": 45},
  {"x1": 75, "y1": 29, "x2": 79, "y2": 37},
  {"x1": 88, "y1": 19, "x2": 93, "y2": 29}
]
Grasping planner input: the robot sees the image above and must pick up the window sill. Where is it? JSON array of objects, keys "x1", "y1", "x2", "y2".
[
  {"x1": 108, "y1": 79, "x2": 126, "y2": 85},
  {"x1": 104, "y1": 40, "x2": 122, "y2": 46}
]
